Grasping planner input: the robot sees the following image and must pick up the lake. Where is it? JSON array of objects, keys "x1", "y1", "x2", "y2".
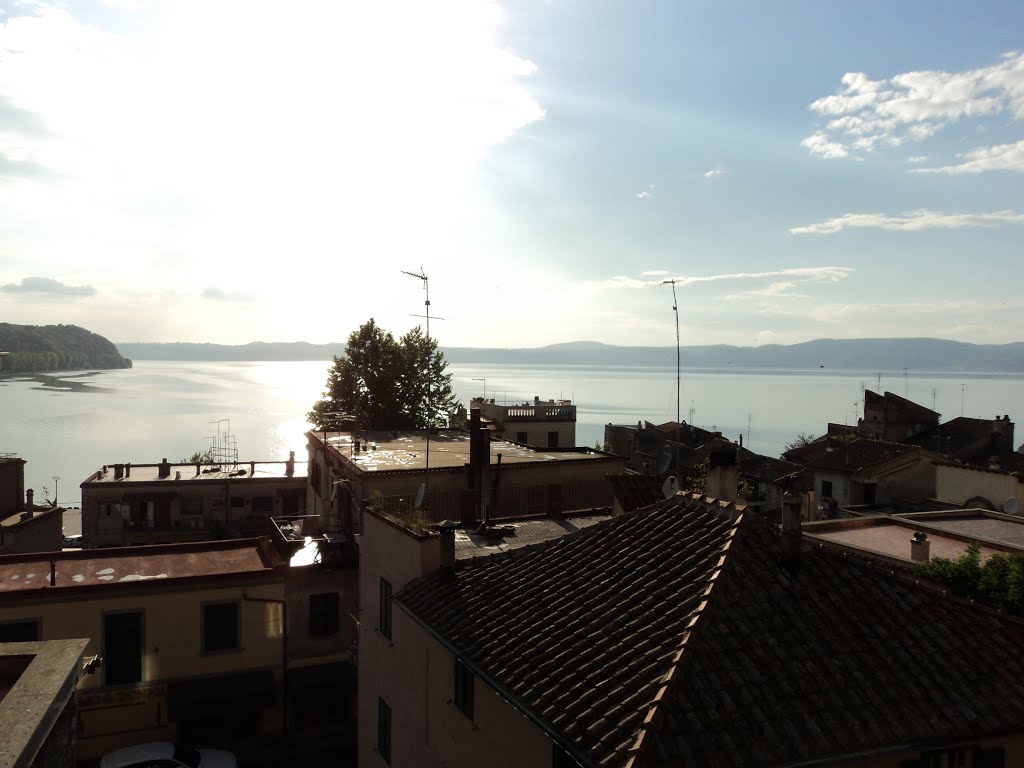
[{"x1": 2, "y1": 360, "x2": 1022, "y2": 506}]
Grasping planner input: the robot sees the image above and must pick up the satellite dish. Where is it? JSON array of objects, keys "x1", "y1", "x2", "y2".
[
  {"x1": 1004, "y1": 497, "x2": 1021, "y2": 516},
  {"x1": 661, "y1": 476, "x2": 680, "y2": 499},
  {"x1": 655, "y1": 445, "x2": 673, "y2": 475},
  {"x1": 414, "y1": 483, "x2": 426, "y2": 510}
]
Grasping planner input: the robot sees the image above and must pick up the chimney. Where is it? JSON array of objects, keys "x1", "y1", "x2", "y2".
[
  {"x1": 26, "y1": 488, "x2": 34, "y2": 508},
  {"x1": 158, "y1": 458, "x2": 171, "y2": 479},
  {"x1": 49, "y1": 561, "x2": 56, "y2": 587},
  {"x1": 706, "y1": 444, "x2": 739, "y2": 501},
  {"x1": 910, "y1": 531, "x2": 930, "y2": 562},
  {"x1": 250, "y1": 461, "x2": 256, "y2": 476},
  {"x1": 781, "y1": 493, "x2": 803, "y2": 572},
  {"x1": 125, "y1": 462, "x2": 131, "y2": 478},
  {"x1": 195, "y1": 463, "x2": 201, "y2": 477},
  {"x1": 285, "y1": 451, "x2": 295, "y2": 478},
  {"x1": 114, "y1": 463, "x2": 124, "y2": 480},
  {"x1": 438, "y1": 520, "x2": 457, "y2": 582},
  {"x1": 467, "y1": 407, "x2": 487, "y2": 524}
]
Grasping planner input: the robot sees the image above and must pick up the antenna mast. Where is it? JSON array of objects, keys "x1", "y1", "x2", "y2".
[
  {"x1": 662, "y1": 278, "x2": 681, "y2": 478},
  {"x1": 403, "y1": 268, "x2": 434, "y2": 508}
]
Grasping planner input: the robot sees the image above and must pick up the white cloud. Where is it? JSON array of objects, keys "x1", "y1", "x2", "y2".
[
  {"x1": 0, "y1": 0, "x2": 545, "y2": 340},
  {"x1": 636, "y1": 184, "x2": 654, "y2": 199},
  {"x1": 642, "y1": 270, "x2": 669, "y2": 276},
  {"x1": 802, "y1": 52, "x2": 1024, "y2": 162},
  {"x1": 911, "y1": 139, "x2": 1024, "y2": 174},
  {"x1": 202, "y1": 287, "x2": 252, "y2": 302},
  {"x1": 790, "y1": 209, "x2": 1024, "y2": 234},
  {"x1": 0, "y1": 276, "x2": 96, "y2": 296},
  {"x1": 703, "y1": 168, "x2": 725, "y2": 179},
  {"x1": 801, "y1": 132, "x2": 849, "y2": 159},
  {"x1": 725, "y1": 281, "x2": 805, "y2": 300},
  {"x1": 907, "y1": 155, "x2": 928, "y2": 164},
  {"x1": 589, "y1": 267, "x2": 852, "y2": 290}
]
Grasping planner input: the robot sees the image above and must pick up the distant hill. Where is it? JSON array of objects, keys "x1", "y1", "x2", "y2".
[
  {"x1": 0, "y1": 323, "x2": 132, "y2": 374},
  {"x1": 116, "y1": 338, "x2": 1024, "y2": 372}
]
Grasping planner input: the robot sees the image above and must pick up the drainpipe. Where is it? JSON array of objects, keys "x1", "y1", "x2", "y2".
[{"x1": 242, "y1": 593, "x2": 288, "y2": 743}]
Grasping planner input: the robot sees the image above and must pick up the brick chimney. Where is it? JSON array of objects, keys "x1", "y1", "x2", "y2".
[
  {"x1": 158, "y1": 458, "x2": 171, "y2": 479},
  {"x1": 26, "y1": 488, "x2": 34, "y2": 509}
]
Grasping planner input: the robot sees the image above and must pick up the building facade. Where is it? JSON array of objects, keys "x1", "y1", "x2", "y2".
[
  {"x1": 80, "y1": 456, "x2": 306, "y2": 548},
  {"x1": 472, "y1": 396, "x2": 576, "y2": 448}
]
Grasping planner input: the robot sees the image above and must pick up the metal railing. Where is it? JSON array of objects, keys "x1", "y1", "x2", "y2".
[{"x1": 377, "y1": 481, "x2": 612, "y2": 525}]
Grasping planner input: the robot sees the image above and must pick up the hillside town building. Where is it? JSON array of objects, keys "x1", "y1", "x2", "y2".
[{"x1": 79, "y1": 455, "x2": 306, "y2": 548}]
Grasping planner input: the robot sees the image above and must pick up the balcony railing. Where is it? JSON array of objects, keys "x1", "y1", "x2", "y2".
[{"x1": 377, "y1": 481, "x2": 611, "y2": 525}]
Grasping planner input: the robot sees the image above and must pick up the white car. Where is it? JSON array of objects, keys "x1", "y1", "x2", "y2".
[{"x1": 99, "y1": 742, "x2": 237, "y2": 768}]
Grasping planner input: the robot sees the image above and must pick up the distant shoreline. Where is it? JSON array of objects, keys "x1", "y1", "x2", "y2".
[{"x1": 114, "y1": 338, "x2": 1024, "y2": 373}]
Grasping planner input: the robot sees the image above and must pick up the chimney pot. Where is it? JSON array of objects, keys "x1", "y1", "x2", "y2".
[
  {"x1": 911, "y1": 531, "x2": 931, "y2": 562},
  {"x1": 26, "y1": 488, "x2": 35, "y2": 508},
  {"x1": 438, "y1": 520, "x2": 457, "y2": 581}
]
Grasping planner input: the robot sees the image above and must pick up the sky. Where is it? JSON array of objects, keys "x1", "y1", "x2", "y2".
[{"x1": 1, "y1": 0, "x2": 1023, "y2": 349}]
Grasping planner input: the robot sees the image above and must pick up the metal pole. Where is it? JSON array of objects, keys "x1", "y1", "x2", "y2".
[{"x1": 662, "y1": 279, "x2": 681, "y2": 476}]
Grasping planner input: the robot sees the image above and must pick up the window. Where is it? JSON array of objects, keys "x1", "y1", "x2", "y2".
[
  {"x1": 104, "y1": 610, "x2": 143, "y2": 685},
  {"x1": 516, "y1": 431, "x2": 527, "y2": 444},
  {"x1": 377, "y1": 697, "x2": 392, "y2": 765},
  {"x1": 252, "y1": 496, "x2": 273, "y2": 515},
  {"x1": 547, "y1": 431, "x2": 558, "y2": 448},
  {"x1": 0, "y1": 620, "x2": 39, "y2": 642},
  {"x1": 309, "y1": 592, "x2": 340, "y2": 636},
  {"x1": 202, "y1": 601, "x2": 240, "y2": 653},
  {"x1": 454, "y1": 658, "x2": 474, "y2": 720},
  {"x1": 821, "y1": 480, "x2": 833, "y2": 499},
  {"x1": 180, "y1": 497, "x2": 202, "y2": 515},
  {"x1": 379, "y1": 579, "x2": 392, "y2": 640}
]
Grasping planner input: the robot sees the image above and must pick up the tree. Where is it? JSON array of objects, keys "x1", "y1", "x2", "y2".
[
  {"x1": 308, "y1": 319, "x2": 460, "y2": 431},
  {"x1": 181, "y1": 449, "x2": 214, "y2": 464},
  {"x1": 782, "y1": 432, "x2": 817, "y2": 455}
]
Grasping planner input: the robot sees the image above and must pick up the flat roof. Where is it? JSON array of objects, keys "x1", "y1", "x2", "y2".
[
  {"x1": 81, "y1": 460, "x2": 307, "y2": 485},
  {"x1": 0, "y1": 507, "x2": 61, "y2": 529},
  {"x1": 805, "y1": 515, "x2": 1018, "y2": 563},
  {"x1": 0, "y1": 538, "x2": 283, "y2": 594},
  {"x1": 454, "y1": 514, "x2": 612, "y2": 559},
  {"x1": 897, "y1": 510, "x2": 1024, "y2": 549},
  {"x1": 311, "y1": 430, "x2": 609, "y2": 473}
]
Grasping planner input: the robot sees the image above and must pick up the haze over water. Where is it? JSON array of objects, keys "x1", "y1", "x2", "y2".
[{"x1": 2, "y1": 360, "x2": 1022, "y2": 506}]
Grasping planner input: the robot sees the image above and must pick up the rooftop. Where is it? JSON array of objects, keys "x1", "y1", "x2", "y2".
[
  {"x1": 81, "y1": 459, "x2": 306, "y2": 485},
  {"x1": 0, "y1": 506, "x2": 61, "y2": 529},
  {"x1": 0, "y1": 538, "x2": 284, "y2": 595},
  {"x1": 454, "y1": 513, "x2": 611, "y2": 559},
  {"x1": 310, "y1": 430, "x2": 608, "y2": 473},
  {"x1": 398, "y1": 496, "x2": 1024, "y2": 767},
  {"x1": 805, "y1": 515, "x2": 1015, "y2": 563}
]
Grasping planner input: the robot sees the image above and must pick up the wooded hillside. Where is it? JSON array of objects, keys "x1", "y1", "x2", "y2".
[{"x1": 0, "y1": 323, "x2": 132, "y2": 374}]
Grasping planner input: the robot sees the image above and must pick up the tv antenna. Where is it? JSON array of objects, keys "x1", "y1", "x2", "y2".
[
  {"x1": 402, "y1": 268, "x2": 441, "y2": 508},
  {"x1": 662, "y1": 278, "x2": 681, "y2": 475}
]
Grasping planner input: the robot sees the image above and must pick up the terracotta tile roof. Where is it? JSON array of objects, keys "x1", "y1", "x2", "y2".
[
  {"x1": 606, "y1": 473, "x2": 664, "y2": 512},
  {"x1": 783, "y1": 435, "x2": 924, "y2": 472},
  {"x1": 398, "y1": 496, "x2": 1024, "y2": 768}
]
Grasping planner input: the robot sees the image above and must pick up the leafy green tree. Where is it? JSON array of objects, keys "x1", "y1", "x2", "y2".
[
  {"x1": 915, "y1": 543, "x2": 1024, "y2": 616},
  {"x1": 180, "y1": 449, "x2": 214, "y2": 464},
  {"x1": 308, "y1": 319, "x2": 459, "y2": 430}
]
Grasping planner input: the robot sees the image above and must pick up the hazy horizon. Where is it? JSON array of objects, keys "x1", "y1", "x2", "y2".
[{"x1": 2, "y1": 2, "x2": 1022, "y2": 348}]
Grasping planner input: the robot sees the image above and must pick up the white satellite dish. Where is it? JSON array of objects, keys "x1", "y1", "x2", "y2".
[
  {"x1": 654, "y1": 445, "x2": 673, "y2": 475},
  {"x1": 414, "y1": 483, "x2": 426, "y2": 510},
  {"x1": 661, "y1": 476, "x2": 680, "y2": 499},
  {"x1": 1004, "y1": 497, "x2": 1021, "y2": 516}
]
